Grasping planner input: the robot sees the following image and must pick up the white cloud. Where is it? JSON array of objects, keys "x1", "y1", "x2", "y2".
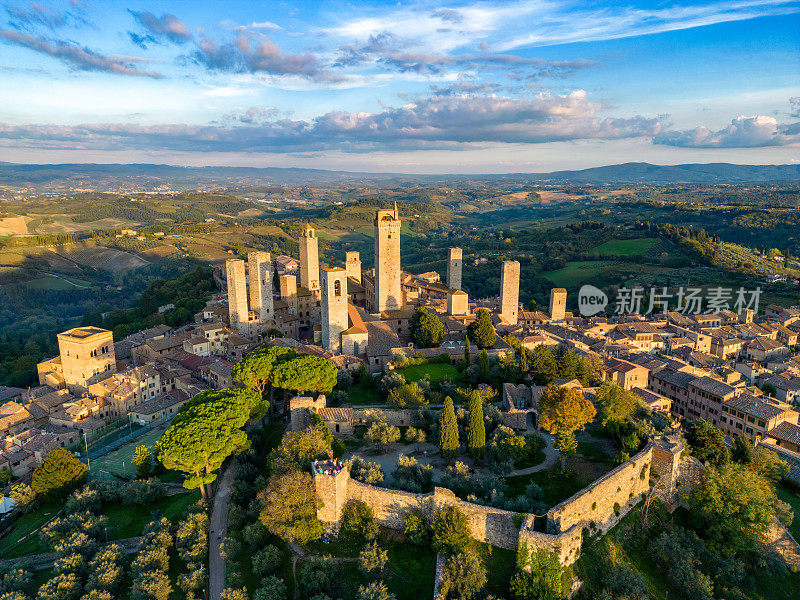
[{"x1": 655, "y1": 114, "x2": 800, "y2": 147}]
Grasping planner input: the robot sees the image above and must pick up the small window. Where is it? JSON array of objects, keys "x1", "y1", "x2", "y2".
[{"x1": 334, "y1": 280, "x2": 342, "y2": 297}]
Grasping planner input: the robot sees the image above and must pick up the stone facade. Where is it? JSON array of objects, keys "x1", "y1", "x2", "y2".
[
  {"x1": 321, "y1": 268, "x2": 348, "y2": 353},
  {"x1": 289, "y1": 395, "x2": 327, "y2": 431},
  {"x1": 374, "y1": 206, "x2": 403, "y2": 312},
  {"x1": 248, "y1": 251, "x2": 274, "y2": 324},
  {"x1": 346, "y1": 251, "x2": 362, "y2": 281},
  {"x1": 279, "y1": 274, "x2": 299, "y2": 315},
  {"x1": 447, "y1": 247, "x2": 462, "y2": 290},
  {"x1": 299, "y1": 224, "x2": 320, "y2": 292},
  {"x1": 549, "y1": 288, "x2": 567, "y2": 322},
  {"x1": 500, "y1": 261, "x2": 521, "y2": 325},
  {"x1": 447, "y1": 290, "x2": 468, "y2": 316},
  {"x1": 48, "y1": 327, "x2": 117, "y2": 393},
  {"x1": 226, "y1": 258, "x2": 249, "y2": 335}
]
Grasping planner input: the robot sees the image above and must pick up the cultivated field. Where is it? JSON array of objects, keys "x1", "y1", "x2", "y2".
[
  {"x1": 0, "y1": 215, "x2": 30, "y2": 235},
  {"x1": 590, "y1": 238, "x2": 658, "y2": 256}
]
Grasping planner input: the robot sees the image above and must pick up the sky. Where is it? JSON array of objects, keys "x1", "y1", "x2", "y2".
[{"x1": 0, "y1": 0, "x2": 798, "y2": 173}]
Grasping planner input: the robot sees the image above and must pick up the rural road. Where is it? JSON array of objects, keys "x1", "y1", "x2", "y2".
[{"x1": 209, "y1": 463, "x2": 236, "y2": 600}]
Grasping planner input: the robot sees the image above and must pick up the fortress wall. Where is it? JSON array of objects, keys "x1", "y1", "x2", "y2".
[
  {"x1": 547, "y1": 443, "x2": 654, "y2": 534},
  {"x1": 352, "y1": 407, "x2": 420, "y2": 427}
]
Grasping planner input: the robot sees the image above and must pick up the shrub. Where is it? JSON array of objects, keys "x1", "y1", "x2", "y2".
[
  {"x1": 432, "y1": 506, "x2": 471, "y2": 555},
  {"x1": 403, "y1": 508, "x2": 430, "y2": 546},
  {"x1": 253, "y1": 576, "x2": 287, "y2": 600},
  {"x1": 359, "y1": 541, "x2": 388, "y2": 576},
  {"x1": 341, "y1": 500, "x2": 379, "y2": 541},
  {"x1": 440, "y1": 552, "x2": 487, "y2": 600},
  {"x1": 392, "y1": 455, "x2": 434, "y2": 493},
  {"x1": 387, "y1": 382, "x2": 428, "y2": 408},
  {"x1": 349, "y1": 457, "x2": 385, "y2": 486},
  {"x1": 253, "y1": 545, "x2": 283, "y2": 578},
  {"x1": 31, "y1": 448, "x2": 88, "y2": 501}
]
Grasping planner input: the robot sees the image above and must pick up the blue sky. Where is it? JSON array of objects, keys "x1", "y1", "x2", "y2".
[{"x1": 0, "y1": 0, "x2": 798, "y2": 173}]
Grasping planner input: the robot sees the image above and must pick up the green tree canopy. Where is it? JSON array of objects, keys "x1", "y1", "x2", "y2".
[
  {"x1": 268, "y1": 427, "x2": 330, "y2": 473},
  {"x1": 132, "y1": 445, "x2": 152, "y2": 479},
  {"x1": 258, "y1": 471, "x2": 323, "y2": 544},
  {"x1": 410, "y1": 308, "x2": 445, "y2": 348},
  {"x1": 467, "y1": 309, "x2": 496, "y2": 349},
  {"x1": 539, "y1": 385, "x2": 596, "y2": 469},
  {"x1": 31, "y1": 447, "x2": 88, "y2": 501},
  {"x1": 466, "y1": 393, "x2": 485, "y2": 459},
  {"x1": 596, "y1": 382, "x2": 638, "y2": 427},
  {"x1": 685, "y1": 419, "x2": 730, "y2": 467},
  {"x1": 432, "y1": 506, "x2": 472, "y2": 555},
  {"x1": 439, "y1": 397, "x2": 460, "y2": 460},
  {"x1": 387, "y1": 382, "x2": 428, "y2": 408},
  {"x1": 273, "y1": 354, "x2": 338, "y2": 394},
  {"x1": 233, "y1": 345, "x2": 297, "y2": 416}
]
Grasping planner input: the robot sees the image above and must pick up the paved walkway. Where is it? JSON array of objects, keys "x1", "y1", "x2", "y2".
[{"x1": 209, "y1": 463, "x2": 236, "y2": 600}]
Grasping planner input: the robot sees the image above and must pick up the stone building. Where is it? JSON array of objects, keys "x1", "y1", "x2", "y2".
[
  {"x1": 447, "y1": 247, "x2": 462, "y2": 290},
  {"x1": 225, "y1": 258, "x2": 249, "y2": 335},
  {"x1": 299, "y1": 224, "x2": 321, "y2": 293},
  {"x1": 248, "y1": 251, "x2": 274, "y2": 324},
  {"x1": 321, "y1": 267, "x2": 348, "y2": 353},
  {"x1": 549, "y1": 288, "x2": 567, "y2": 322},
  {"x1": 37, "y1": 327, "x2": 116, "y2": 393},
  {"x1": 373, "y1": 204, "x2": 402, "y2": 312},
  {"x1": 499, "y1": 260, "x2": 520, "y2": 325},
  {"x1": 345, "y1": 251, "x2": 362, "y2": 281},
  {"x1": 447, "y1": 290, "x2": 469, "y2": 316}
]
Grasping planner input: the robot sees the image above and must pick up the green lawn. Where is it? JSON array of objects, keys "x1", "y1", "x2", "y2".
[
  {"x1": 395, "y1": 362, "x2": 460, "y2": 383},
  {"x1": 590, "y1": 238, "x2": 658, "y2": 256},
  {"x1": 474, "y1": 542, "x2": 516, "y2": 597},
  {"x1": 777, "y1": 484, "x2": 800, "y2": 541},
  {"x1": 98, "y1": 491, "x2": 201, "y2": 540},
  {"x1": 505, "y1": 467, "x2": 589, "y2": 508},
  {"x1": 0, "y1": 502, "x2": 61, "y2": 559},
  {"x1": 91, "y1": 422, "x2": 170, "y2": 477},
  {"x1": 542, "y1": 261, "x2": 612, "y2": 288},
  {"x1": 345, "y1": 382, "x2": 382, "y2": 405}
]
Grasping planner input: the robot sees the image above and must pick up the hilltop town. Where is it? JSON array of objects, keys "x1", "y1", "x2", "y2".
[{"x1": 2, "y1": 204, "x2": 800, "y2": 599}]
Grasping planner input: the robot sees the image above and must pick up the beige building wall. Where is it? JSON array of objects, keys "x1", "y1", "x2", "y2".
[
  {"x1": 321, "y1": 268, "x2": 348, "y2": 353},
  {"x1": 56, "y1": 327, "x2": 116, "y2": 392},
  {"x1": 248, "y1": 251, "x2": 274, "y2": 323},
  {"x1": 447, "y1": 290, "x2": 469, "y2": 316},
  {"x1": 549, "y1": 288, "x2": 567, "y2": 322},
  {"x1": 280, "y1": 274, "x2": 299, "y2": 315},
  {"x1": 345, "y1": 251, "x2": 362, "y2": 281},
  {"x1": 500, "y1": 260, "x2": 521, "y2": 325},
  {"x1": 299, "y1": 224, "x2": 320, "y2": 292},
  {"x1": 374, "y1": 206, "x2": 402, "y2": 312},
  {"x1": 447, "y1": 247, "x2": 463, "y2": 290},
  {"x1": 226, "y1": 258, "x2": 249, "y2": 335}
]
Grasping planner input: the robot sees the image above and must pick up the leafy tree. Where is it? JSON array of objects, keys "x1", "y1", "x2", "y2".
[
  {"x1": 387, "y1": 382, "x2": 428, "y2": 408},
  {"x1": 158, "y1": 389, "x2": 262, "y2": 499},
  {"x1": 253, "y1": 577, "x2": 286, "y2": 600},
  {"x1": 359, "y1": 541, "x2": 388, "y2": 576},
  {"x1": 221, "y1": 588, "x2": 250, "y2": 600},
  {"x1": 528, "y1": 346, "x2": 559, "y2": 385},
  {"x1": 35, "y1": 572, "x2": 82, "y2": 600},
  {"x1": 341, "y1": 500, "x2": 378, "y2": 541},
  {"x1": 732, "y1": 436, "x2": 789, "y2": 482},
  {"x1": 410, "y1": 308, "x2": 445, "y2": 348},
  {"x1": 439, "y1": 397, "x2": 460, "y2": 460},
  {"x1": 365, "y1": 419, "x2": 401, "y2": 452},
  {"x1": 595, "y1": 382, "x2": 638, "y2": 427},
  {"x1": 403, "y1": 508, "x2": 430, "y2": 546},
  {"x1": 538, "y1": 385, "x2": 596, "y2": 470},
  {"x1": 432, "y1": 506, "x2": 471, "y2": 555},
  {"x1": 510, "y1": 547, "x2": 565, "y2": 600},
  {"x1": 392, "y1": 455, "x2": 434, "y2": 493},
  {"x1": 9, "y1": 482, "x2": 34, "y2": 509},
  {"x1": 405, "y1": 427, "x2": 426, "y2": 450},
  {"x1": 466, "y1": 393, "x2": 485, "y2": 459},
  {"x1": 348, "y1": 457, "x2": 384, "y2": 486},
  {"x1": 253, "y1": 546, "x2": 283, "y2": 578},
  {"x1": 268, "y1": 426, "x2": 330, "y2": 473},
  {"x1": 31, "y1": 447, "x2": 88, "y2": 501},
  {"x1": 689, "y1": 462, "x2": 776, "y2": 554},
  {"x1": 440, "y1": 552, "x2": 487, "y2": 600},
  {"x1": 379, "y1": 372, "x2": 406, "y2": 396},
  {"x1": 258, "y1": 471, "x2": 323, "y2": 543},
  {"x1": 273, "y1": 354, "x2": 337, "y2": 395},
  {"x1": 468, "y1": 309, "x2": 495, "y2": 349},
  {"x1": 298, "y1": 557, "x2": 337, "y2": 598},
  {"x1": 132, "y1": 445, "x2": 152, "y2": 479},
  {"x1": 685, "y1": 419, "x2": 730, "y2": 467},
  {"x1": 233, "y1": 345, "x2": 297, "y2": 418},
  {"x1": 357, "y1": 581, "x2": 396, "y2": 600}
]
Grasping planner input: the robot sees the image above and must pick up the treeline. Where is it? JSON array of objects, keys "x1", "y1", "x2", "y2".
[{"x1": 81, "y1": 265, "x2": 215, "y2": 339}]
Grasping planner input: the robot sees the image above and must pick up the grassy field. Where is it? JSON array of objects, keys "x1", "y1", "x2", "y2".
[
  {"x1": 590, "y1": 238, "x2": 658, "y2": 256},
  {"x1": 542, "y1": 260, "x2": 612, "y2": 288},
  {"x1": 0, "y1": 502, "x2": 61, "y2": 558},
  {"x1": 91, "y1": 422, "x2": 170, "y2": 478},
  {"x1": 25, "y1": 274, "x2": 93, "y2": 290},
  {"x1": 505, "y1": 465, "x2": 591, "y2": 508},
  {"x1": 395, "y1": 362, "x2": 460, "y2": 383},
  {"x1": 345, "y1": 382, "x2": 383, "y2": 405},
  {"x1": 777, "y1": 484, "x2": 800, "y2": 541}
]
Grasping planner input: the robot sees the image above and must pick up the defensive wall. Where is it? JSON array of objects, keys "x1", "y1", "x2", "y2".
[{"x1": 314, "y1": 435, "x2": 691, "y2": 566}]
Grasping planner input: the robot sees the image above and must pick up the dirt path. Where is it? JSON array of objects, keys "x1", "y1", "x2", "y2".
[{"x1": 209, "y1": 463, "x2": 236, "y2": 600}]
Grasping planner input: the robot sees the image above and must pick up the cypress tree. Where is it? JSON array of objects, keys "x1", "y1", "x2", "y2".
[
  {"x1": 466, "y1": 392, "x2": 485, "y2": 460},
  {"x1": 439, "y1": 396, "x2": 459, "y2": 461},
  {"x1": 464, "y1": 336, "x2": 471, "y2": 364}
]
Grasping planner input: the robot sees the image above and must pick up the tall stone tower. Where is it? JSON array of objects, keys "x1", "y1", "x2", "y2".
[
  {"x1": 447, "y1": 247, "x2": 462, "y2": 290},
  {"x1": 56, "y1": 327, "x2": 116, "y2": 392},
  {"x1": 279, "y1": 274, "x2": 299, "y2": 315},
  {"x1": 345, "y1": 251, "x2": 362, "y2": 281},
  {"x1": 299, "y1": 224, "x2": 320, "y2": 292},
  {"x1": 500, "y1": 260, "x2": 520, "y2": 325},
  {"x1": 248, "y1": 251, "x2": 273, "y2": 324},
  {"x1": 321, "y1": 268, "x2": 348, "y2": 353},
  {"x1": 549, "y1": 288, "x2": 567, "y2": 322},
  {"x1": 373, "y1": 204, "x2": 402, "y2": 312},
  {"x1": 226, "y1": 258, "x2": 249, "y2": 334}
]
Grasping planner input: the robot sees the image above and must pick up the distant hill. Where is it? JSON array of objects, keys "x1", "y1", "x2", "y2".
[{"x1": 1, "y1": 161, "x2": 799, "y2": 189}]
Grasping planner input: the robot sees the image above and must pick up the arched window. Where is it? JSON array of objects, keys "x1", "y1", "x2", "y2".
[{"x1": 334, "y1": 280, "x2": 342, "y2": 297}]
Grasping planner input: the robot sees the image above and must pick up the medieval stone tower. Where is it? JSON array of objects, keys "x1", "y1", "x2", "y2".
[
  {"x1": 279, "y1": 274, "x2": 299, "y2": 315},
  {"x1": 248, "y1": 251, "x2": 273, "y2": 324},
  {"x1": 321, "y1": 268, "x2": 348, "y2": 353},
  {"x1": 500, "y1": 260, "x2": 521, "y2": 325},
  {"x1": 373, "y1": 204, "x2": 402, "y2": 312},
  {"x1": 345, "y1": 251, "x2": 362, "y2": 281},
  {"x1": 549, "y1": 288, "x2": 567, "y2": 322},
  {"x1": 225, "y1": 258, "x2": 249, "y2": 334},
  {"x1": 299, "y1": 223, "x2": 320, "y2": 292},
  {"x1": 447, "y1": 247, "x2": 462, "y2": 290}
]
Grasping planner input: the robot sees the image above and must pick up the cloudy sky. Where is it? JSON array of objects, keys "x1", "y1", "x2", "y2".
[{"x1": 0, "y1": 0, "x2": 798, "y2": 173}]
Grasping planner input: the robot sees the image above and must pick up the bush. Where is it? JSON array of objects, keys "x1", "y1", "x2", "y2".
[
  {"x1": 298, "y1": 557, "x2": 337, "y2": 599},
  {"x1": 359, "y1": 541, "x2": 388, "y2": 576},
  {"x1": 31, "y1": 447, "x2": 88, "y2": 501},
  {"x1": 341, "y1": 500, "x2": 378, "y2": 541},
  {"x1": 253, "y1": 576, "x2": 287, "y2": 600},
  {"x1": 440, "y1": 552, "x2": 487, "y2": 600},
  {"x1": 379, "y1": 372, "x2": 406, "y2": 396},
  {"x1": 432, "y1": 506, "x2": 472, "y2": 555},
  {"x1": 357, "y1": 581, "x2": 396, "y2": 600},
  {"x1": 349, "y1": 457, "x2": 384, "y2": 486},
  {"x1": 403, "y1": 508, "x2": 430, "y2": 546},
  {"x1": 387, "y1": 382, "x2": 428, "y2": 408},
  {"x1": 392, "y1": 455, "x2": 434, "y2": 493},
  {"x1": 253, "y1": 545, "x2": 283, "y2": 578}
]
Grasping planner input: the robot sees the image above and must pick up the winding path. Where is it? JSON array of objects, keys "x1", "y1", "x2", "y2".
[{"x1": 209, "y1": 463, "x2": 236, "y2": 600}]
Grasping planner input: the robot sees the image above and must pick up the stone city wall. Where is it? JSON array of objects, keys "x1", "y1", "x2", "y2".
[
  {"x1": 546, "y1": 442, "x2": 653, "y2": 535},
  {"x1": 517, "y1": 516, "x2": 583, "y2": 566},
  {"x1": 351, "y1": 407, "x2": 420, "y2": 427}
]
